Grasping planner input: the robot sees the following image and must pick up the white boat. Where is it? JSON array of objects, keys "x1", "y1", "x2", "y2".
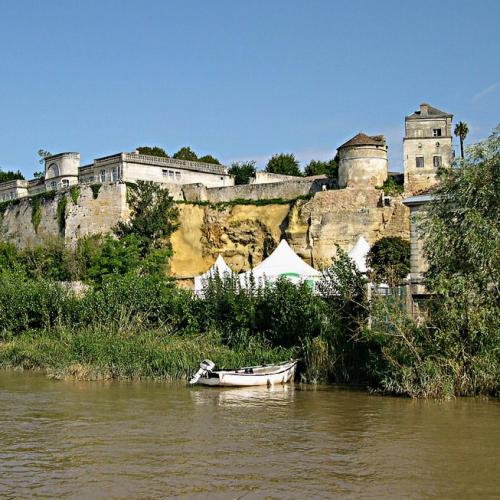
[{"x1": 189, "y1": 359, "x2": 298, "y2": 387}]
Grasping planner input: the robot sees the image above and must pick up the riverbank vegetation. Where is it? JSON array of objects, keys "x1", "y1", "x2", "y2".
[{"x1": 0, "y1": 129, "x2": 498, "y2": 397}]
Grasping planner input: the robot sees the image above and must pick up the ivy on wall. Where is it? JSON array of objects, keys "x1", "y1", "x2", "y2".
[
  {"x1": 70, "y1": 185, "x2": 80, "y2": 204},
  {"x1": 29, "y1": 191, "x2": 56, "y2": 233},
  {"x1": 90, "y1": 184, "x2": 101, "y2": 199},
  {"x1": 57, "y1": 195, "x2": 67, "y2": 234}
]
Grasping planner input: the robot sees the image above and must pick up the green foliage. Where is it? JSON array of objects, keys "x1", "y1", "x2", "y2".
[
  {"x1": 0, "y1": 242, "x2": 20, "y2": 271},
  {"x1": 136, "y1": 146, "x2": 169, "y2": 158},
  {"x1": 90, "y1": 183, "x2": 101, "y2": 199},
  {"x1": 173, "y1": 146, "x2": 198, "y2": 161},
  {"x1": 229, "y1": 161, "x2": 256, "y2": 185},
  {"x1": 414, "y1": 126, "x2": 500, "y2": 396},
  {"x1": 379, "y1": 175, "x2": 404, "y2": 195},
  {"x1": 31, "y1": 197, "x2": 42, "y2": 233},
  {"x1": 366, "y1": 236, "x2": 410, "y2": 286},
  {"x1": 304, "y1": 158, "x2": 338, "y2": 179},
  {"x1": 198, "y1": 154, "x2": 220, "y2": 165},
  {"x1": 115, "y1": 181, "x2": 179, "y2": 250},
  {"x1": 56, "y1": 195, "x2": 68, "y2": 234},
  {"x1": 37, "y1": 149, "x2": 52, "y2": 164},
  {"x1": 0, "y1": 326, "x2": 293, "y2": 380},
  {"x1": 0, "y1": 271, "x2": 76, "y2": 337},
  {"x1": 0, "y1": 168, "x2": 24, "y2": 183},
  {"x1": 33, "y1": 171, "x2": 44, "y2": 179},
  {"x1": 454, "y1": 121, "x2": 469, "y2": 158},
  {"x1": 265, "y1": 153, "x2": 302, "y2": 177},
  {"x1": 70, "y1": 185, "x2": 80, "y2": 204},
  {"x1": 315, "y1": 248, "x2": 370, "y2": 383}
]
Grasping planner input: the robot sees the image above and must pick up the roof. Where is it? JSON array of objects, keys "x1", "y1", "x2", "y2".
[
  {"x1": 402, "y1": 194, "x2": 436, "y2": 206},
  {"x1": 407, "y1": 103, "x2": 452, "y2": 119},
  {"x1": 194, "y1": 255, "x2": 233, "y2": 292},
  {"x1": 338, "y1": 133, "x2": 386, "y2": 149},
  {"x1": 348, "y1": 236, "x2": 370, "y2": 273},
  {"x1": 240, "y1": 240, "x2": 321, "y2": 283}
]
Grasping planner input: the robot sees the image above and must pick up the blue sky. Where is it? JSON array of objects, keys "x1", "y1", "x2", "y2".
[{"x1": 1, "y1": 0, "x2": 498, "y2": 177}]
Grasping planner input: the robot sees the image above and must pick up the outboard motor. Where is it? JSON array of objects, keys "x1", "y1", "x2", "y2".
[{"x1": 189, "y1": 359, "x2": 216, "y2": 385}]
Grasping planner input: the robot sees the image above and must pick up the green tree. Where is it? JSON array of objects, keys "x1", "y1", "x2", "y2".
[
  {"x1": 454, "y1": 121, "x2": 469, "y2": 159},
  {"x1": 198, "y1": 154, "x2": 220, "y2": 165},
  {"x1": 229, "y1": 161, "x2": 256, "y2": 185},
  {"x1": 265, "y1": 153, "x2": 302, "y2": 176},
  {"x1": 0, "y1": 169, "x2": 24, "y2": 183},
  {"x1": 366, "y1": 236, "x2": 410, "y2": 286},
  {"x1": 115, "y1": 181, "x2": 180, "y2": 251},
  {"x1": 304, "y1": 158, "x2": 338, "y2": 178},
  {"x1": 421, "y1": 125, "x2": 500, "y2": 395},
  {"x1": 173, "y1": 147, "x2": 198, "y2": 161},
  {"x1": 136, "y1": 146, "x2": 169, "y2": 158},
  {"x1": 316, "y1": 247, "x2": 369, "y2": 383},
  {"x1": 37, "y1": 149, "x2": 52, "y2": 165}
]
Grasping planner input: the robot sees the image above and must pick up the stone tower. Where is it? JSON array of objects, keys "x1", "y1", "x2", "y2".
[
  {"x1": 403, "y1": 103, "x2": 453, "y2": 193},
  {"x1": 44, "y1": 152, "x2": 80, "y2": 191},
  {"x1": 338, "y1": 133, "x2": 388, "y2": 188}
]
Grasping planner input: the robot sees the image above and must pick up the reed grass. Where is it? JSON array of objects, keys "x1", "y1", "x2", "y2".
[{"x1": 0, "y1": 325, "x2": 295, "y2": 381}]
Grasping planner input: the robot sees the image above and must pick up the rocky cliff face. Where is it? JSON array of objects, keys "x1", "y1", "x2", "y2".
[
  {"x1": 170, "y1": 188, "x2": 409, "y2": 276},
  {"x1": 0, "y1": 184, "x2": 409, "y2": 278}
]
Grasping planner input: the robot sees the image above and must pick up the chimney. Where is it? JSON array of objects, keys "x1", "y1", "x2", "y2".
[{"x1": 420, "y1": 103, "x2": 429, "y2": 116}]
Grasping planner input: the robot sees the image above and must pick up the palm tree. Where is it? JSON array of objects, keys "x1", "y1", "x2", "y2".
[{"x1": 454, "y1": 121, "x2": 469, "y2": 159}]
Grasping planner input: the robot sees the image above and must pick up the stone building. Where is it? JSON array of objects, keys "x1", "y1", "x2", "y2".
[
  {"x1": 403, "y1": 103, "x2": 453, "y2": 193},
  {"x1": 338, "y1": 133, "x2": 388, "y2": 188},
  {"x1": 0, "y1": 151, "x2": 234, "y2": 202}
]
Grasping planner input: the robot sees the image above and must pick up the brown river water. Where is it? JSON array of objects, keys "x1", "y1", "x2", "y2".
[{"x1": 0, "y1": 371, "x2": 498, "y2": 499}]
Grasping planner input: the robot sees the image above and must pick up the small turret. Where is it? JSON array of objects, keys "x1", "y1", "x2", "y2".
[
  {"x1": 338, "y1": 133, "x2": 388, "y2": 188},
  {"x1": 44, "y1": 152, "x2": 80, "y2": 190}
]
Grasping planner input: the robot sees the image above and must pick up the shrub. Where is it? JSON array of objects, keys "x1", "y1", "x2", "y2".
[
  {"x1": 366, "y1": 236, "x2": 410, "y2": 286},
  {"x1": 90, "y1": 183, "x2": 101, "y2": 199}
]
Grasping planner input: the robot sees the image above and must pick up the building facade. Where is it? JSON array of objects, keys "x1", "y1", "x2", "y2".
[
  {"x1": 403, "y1": 103, "x2": 453, "y2": 193},
  {"x1": 0, "y1": 151, "x2": 234, "y2": 202}
]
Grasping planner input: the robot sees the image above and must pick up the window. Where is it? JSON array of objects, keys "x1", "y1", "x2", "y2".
[
  {"x1": 62, "y1": 179, "x2": 69, "y2": 188},
  {"x1": 416, "y1": 156, "x2": 424, "y2": 168},
  {"x1": 175, "y1": 171, "x2": 181, "y2": 181},
  {"x1": 112, "y1": 167, "x2": 118, "y2": 182},
  {"x1": 100, "y1": 170, "x2": 106, "y2": 182},
  {"x1": 162, "y1": 169, "x2": 169, "y2": 178},
  {"x1": 50, "y1": 181, "x2": 57, "y2": 190},
  {"x1": 433, "y1": 128, "x2": 442, "y2": 137},
  {"x1": 433, "y1": 156, "x2": 442, "y2": 168}
]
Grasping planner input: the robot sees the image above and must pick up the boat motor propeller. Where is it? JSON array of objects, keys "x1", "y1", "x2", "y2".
[{"x1": 189, "y1": 359, "x2": 216, "y2": 385}]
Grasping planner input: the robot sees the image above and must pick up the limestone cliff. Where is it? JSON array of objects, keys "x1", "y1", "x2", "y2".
[{"x1": 170, "y1": 188, "x2": 409, "y2": 276}]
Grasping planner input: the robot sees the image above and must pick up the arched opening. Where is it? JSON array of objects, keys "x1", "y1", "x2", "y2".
[{"x1": 46, "y1": 163, "x2": 60, "y2": 179}]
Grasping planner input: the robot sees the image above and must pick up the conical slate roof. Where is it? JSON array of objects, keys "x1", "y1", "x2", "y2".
[
  {"x1": 338, "y1": 133, "x2": 386, "y2": 149},
  {"x1": 348, "y1": 235, "x2": 371, "y2": 273}
]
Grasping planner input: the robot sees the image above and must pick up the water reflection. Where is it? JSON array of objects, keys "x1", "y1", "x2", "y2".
[
  {"x1": 190, "y1": 383, "x2": 295, "y2": 407},
  {"x1": 0, "y1": 371, "x2": 498, "y2": 498}
]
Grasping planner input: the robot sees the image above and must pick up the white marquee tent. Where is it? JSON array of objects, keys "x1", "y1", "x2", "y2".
[
  {"x1": 239, "y1": 239, "x2": 321, "y2": 287},
  {"x1": 194, "y1": 255, "x2": 233, "y2": 294},
  {"x1": 348, "y1": 235, "x2": 371, "y2": 273}
]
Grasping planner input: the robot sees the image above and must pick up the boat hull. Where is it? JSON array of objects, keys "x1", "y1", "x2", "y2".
[{"x1": 196, "y1": 361, "x2": 297, "y2": 387}]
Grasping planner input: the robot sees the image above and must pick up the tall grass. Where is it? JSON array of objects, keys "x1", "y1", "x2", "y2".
[{"x1": 0, "y1": 325, "x2": 294, "y2": 381}]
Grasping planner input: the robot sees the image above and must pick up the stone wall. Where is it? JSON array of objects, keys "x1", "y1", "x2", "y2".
[
  {"x1": 182, "y1": 177, "x2": 336, "y2": 203},
  {"x1": 1, "y1": 182, "x2": 410, "y2": 282},
  {"x1": 0, "y1": 183, "x2": 127, "y2": 248}
]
